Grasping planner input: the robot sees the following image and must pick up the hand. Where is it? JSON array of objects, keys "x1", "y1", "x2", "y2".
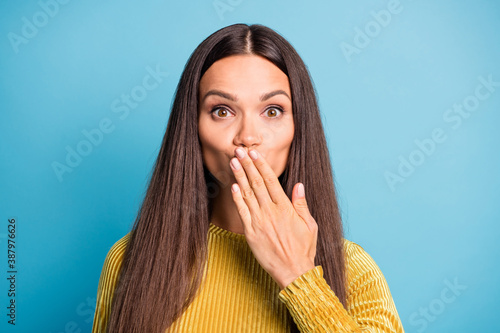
[{"x1": 229, "y1": 147, "x2": 318, "y2": 290}]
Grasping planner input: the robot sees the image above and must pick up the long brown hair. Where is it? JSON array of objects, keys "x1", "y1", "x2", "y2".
[{"x1": 106, "y1": 23, "x2": 346, "y2": 332}]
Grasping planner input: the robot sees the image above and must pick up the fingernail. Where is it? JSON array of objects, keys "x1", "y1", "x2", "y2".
[
  {"x1": 230, "y1": 158, "x2": 241, "y2": 170},
  {"x1": 249, "y1": 150, "x2": 258, "y2": 160},
  {"x1": 298, "y1": 183, "x2": 304, "y2": 197},
  {"x1": 236, "y1": 148, "x2": 245, "y2": 159}
]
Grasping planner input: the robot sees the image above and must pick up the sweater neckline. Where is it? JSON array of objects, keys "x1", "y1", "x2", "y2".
[{"x1": 209, "y1": 222, "x2": 247, "y2": 242}]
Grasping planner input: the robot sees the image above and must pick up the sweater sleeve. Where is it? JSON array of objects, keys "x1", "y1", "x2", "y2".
[
  {"x1": 278, "y1": 240, "x2": 404, "y2": 332},
  {"x1": 91, "y1": 233, "x2": 130, "y2": 333}
]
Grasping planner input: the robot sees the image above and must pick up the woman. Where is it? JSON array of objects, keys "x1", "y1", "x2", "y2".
[{"x1": 92, "y1": 23, "x2": 405, "y2": 332}]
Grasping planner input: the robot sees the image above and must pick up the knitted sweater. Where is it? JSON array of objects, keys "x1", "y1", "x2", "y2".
[{"x1": 92, "y1": 223, "x2": 404, "y2": 332}]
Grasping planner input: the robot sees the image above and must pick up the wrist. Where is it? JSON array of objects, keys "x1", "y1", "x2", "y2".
[{"x1": 278, "y1": 263, "x2": 316, "y2": 290}]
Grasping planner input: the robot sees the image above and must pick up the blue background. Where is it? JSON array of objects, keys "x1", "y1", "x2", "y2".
[{"x1": 1, "y1": 0, "x2": 499, "y2": 332}]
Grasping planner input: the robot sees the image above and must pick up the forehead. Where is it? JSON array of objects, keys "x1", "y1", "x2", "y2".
[{"x1": 199, "y1": 54, "x2": 291, "y2": 97}]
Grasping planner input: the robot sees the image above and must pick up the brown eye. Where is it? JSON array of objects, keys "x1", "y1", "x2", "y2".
[
  {"x1": 211, "y1": 107, "x2": 231, "y2": 118},
  {"x1": 265, "y1": 107, "x2": 284, "y2": 118}
]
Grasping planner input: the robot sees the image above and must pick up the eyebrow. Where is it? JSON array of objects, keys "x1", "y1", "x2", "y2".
[{"x1": 201, "y1": 89, "x2": 291, "y2": 103}]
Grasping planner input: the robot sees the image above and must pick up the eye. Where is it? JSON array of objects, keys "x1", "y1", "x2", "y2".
[
  {"x1": 264, "y1": 106, "x2": 285, "y2": 118},
  {"x1": 209, "y1": 105, "x2": 286, "y2": 119},
  {"x1": 211, "y1": 106, "x2": 232, "y2": 118}
]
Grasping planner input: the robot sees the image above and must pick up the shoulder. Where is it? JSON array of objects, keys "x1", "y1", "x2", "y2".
[
  {"x1": 95, "y1": 232, "x2": 132, "y2": 304},
  {"x1": 101, "y1": 232, "x2": 131, "y2": 274},
  {"x1": 342, "y1": 238, "x2": 387, "y2": 286},
  {"x1": 106, "y1": 232, "x2": 131, "y2": 259},
  {"x1": 342, "y1": 238, "x2": 378, "y2": 266},
  {"x1": 343, "y1": 238, "x2": 371, "y2": 256},
  {"x1": 92, "y1": 233, "x2": 132, "y2": 332}
]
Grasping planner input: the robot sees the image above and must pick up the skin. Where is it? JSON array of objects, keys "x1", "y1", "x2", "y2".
[{"x1": 198, "y1": 54, "x2": 318, "y2": 290}]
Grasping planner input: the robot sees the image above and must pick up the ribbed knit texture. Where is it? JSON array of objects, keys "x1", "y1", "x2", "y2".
[{"x1": 92, "y1": 223, "x2": 404, "y2": 332}]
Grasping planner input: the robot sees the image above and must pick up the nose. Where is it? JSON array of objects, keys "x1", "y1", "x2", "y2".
[{"x1": 233, "y1": 114, "x2": 262, "y2": 149}]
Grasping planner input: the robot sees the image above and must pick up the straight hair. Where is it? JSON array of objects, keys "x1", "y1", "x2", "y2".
[{"x1": 106, "y1": 23, "x2": 346, "y2": 332}]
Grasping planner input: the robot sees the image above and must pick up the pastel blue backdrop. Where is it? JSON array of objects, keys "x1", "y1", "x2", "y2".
[{"x1": 1, "y1": 0, "x2": 499, "y2": 332}]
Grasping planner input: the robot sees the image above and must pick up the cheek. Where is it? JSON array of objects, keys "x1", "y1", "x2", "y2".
[
  {"x1": 199, "y1": 120, "x2": 219, "y2": 154},
  {"x1": 200, "y1": 146, "x2": 234, "y2": 187},
  {"x1": 200, "y1": 140, "x2": 221, "y2": 166},
  {"x1": 199, "y1": 131, "x2": 231, "y2": 173},
  {"x1": 272, "y1": 119, "x2": 294, "y2": 151},
  {"x1": 266, "y1": 138, "x2": 293, "y2": 173},
  {"x1": 274, "y1": 123, "x2": 294, "y2": 169}
]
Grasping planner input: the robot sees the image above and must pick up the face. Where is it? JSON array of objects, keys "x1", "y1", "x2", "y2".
[{"x1": 198, "y1": 54, "x2": 294, "y2": 187}]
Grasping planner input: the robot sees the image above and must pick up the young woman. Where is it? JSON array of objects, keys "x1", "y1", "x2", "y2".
[{"x1": 92, "y1": 23, "x2": 405, "y2": 333}]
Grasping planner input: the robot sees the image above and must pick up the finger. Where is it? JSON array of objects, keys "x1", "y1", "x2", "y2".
[
  {"x1": 232, "y1": 148, "x2": 273, "y2": 208},
  {"x1": 292, "y1": 183, "x2": 314, "y2": 226},
  {"x1": 247, "y1": 148, "x2": 289, "y2": 206},
  {"x1": 230, "y1": 155, "x2": 261, "y2": 217},
  {"x1": 229, "y1": 183, "x2": 252, "y2": 232}
]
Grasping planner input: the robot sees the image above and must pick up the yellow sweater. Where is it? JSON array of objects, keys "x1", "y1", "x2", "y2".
[{"x1": 92, "y1": 223, "x2": 404, "y2": 332}]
